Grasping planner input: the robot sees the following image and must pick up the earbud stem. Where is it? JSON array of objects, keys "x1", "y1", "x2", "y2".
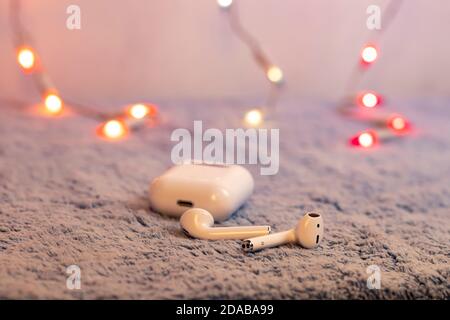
[
  {"x1": 205, "y1": 225, "x2": 271, "y2": 240},
  {"x1": 242, "y1": 229, "x2": 296, "y2": 252}
]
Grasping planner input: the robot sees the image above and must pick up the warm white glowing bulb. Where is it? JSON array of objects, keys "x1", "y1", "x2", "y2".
[
  {"x1": 358, "y1": 132, "x2": 375, "y2": 148},
  {"x1": 267, "y1": 66, "x2": 283, "y2": 84},
  {"x1": 44, "y1": 93, "x2": 63, "y2": 114},
  {"x1": 361, "y1": 46, "x2": 378, "y2": 64},
  {"x1": 217, "y1": 0, "x2": 233, "y2": 8},
  {"x1": 391, "y1": 117, "x2": 406, "y2": 130},
  {"x1": 18, "y1": 48, "x2": 35, "y2": 70},
  {"x1": 389, "y1": 116, "x2": 409, "y2": 132},
  {"x1": 244, "y1": 109, "x2": 263, "y2": 126},
  {"x1": 361, "y1": 93, "x2": 378, "y2": 108},
  {"x1": 103, "y1": 120, "x2": 126, "y2": 139},
  {"x1": 129, "y1": 104, "x2": 149, "y2": 119}
]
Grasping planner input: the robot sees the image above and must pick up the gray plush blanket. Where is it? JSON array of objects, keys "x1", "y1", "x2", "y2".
[{"x1": 0, "y1": 98, "x2": 448, "y2": 299}]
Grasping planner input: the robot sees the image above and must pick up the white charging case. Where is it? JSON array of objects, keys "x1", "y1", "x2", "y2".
[{"x1": 149, "y1": 163, "x2": 254, "y2": 222}]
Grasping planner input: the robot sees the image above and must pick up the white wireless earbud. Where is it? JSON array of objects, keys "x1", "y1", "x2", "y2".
[
  {"x1": 180, "y1": 208, "x2": 271, "y2": 240},
  {"x1": 242, "y1": 212, "x2": 324, "y2": 252}
]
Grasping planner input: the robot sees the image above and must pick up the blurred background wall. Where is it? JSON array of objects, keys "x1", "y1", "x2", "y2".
[{"x1": 1, "y1": 0, "x2": 449, "y2": 106}]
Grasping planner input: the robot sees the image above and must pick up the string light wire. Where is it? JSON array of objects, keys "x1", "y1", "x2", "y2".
[
  {"x1": 341, "y1": 0, "x2": 405, "y2": 95},
  {"x1": 222, "y1": 1, "x2": 284, "y2": 125}
]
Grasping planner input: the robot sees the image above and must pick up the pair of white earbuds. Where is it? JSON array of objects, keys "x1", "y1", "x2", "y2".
[{"x1": 180, "y1": 208, "x2": 324, "y2": 252}]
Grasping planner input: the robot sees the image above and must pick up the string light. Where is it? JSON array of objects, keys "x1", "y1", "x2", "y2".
[
  {"x1": 338, "y1": 1, "x2": 410, "y2": 148},
  {"x1": 10, "y1": 0, "x2": 162, "y2": 140},
  {"x1": 217, "y1": 0, "x2": 233, "y2": 9},
  {"x1": 350, "y1": 131, "x2": 377, "y2": 148},
  {"x1": 17, "y1": 46, "x2": 36, "y2": 71},
  {"x1": 359, "y1": 92, "x2": 381, "y2": 108},
  {"x1": 10, "y1": 0, "x2": 281, "y2": 142},
  {"x1": 43, "y1": 91, "x2": 63, "y2": 115},
  {"x1": 10, "y1": 0, "x2": 408, "y2": 149},
  {"x1": 244, "y1": 109, "x2": 263, "y2": 127},
  {"x1": 220, "y1": 0, "x2": 284, "y2": 126},
  {"x1": 361, "y1": 44, "x2": 378, "y2": 65}
]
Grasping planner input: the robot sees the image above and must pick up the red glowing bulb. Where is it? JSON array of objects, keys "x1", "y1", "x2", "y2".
[
  {"x1": 350, "y1": 130, "x2": 377, "y2": 148},
  {"x1": 358, "y1": 92, "x2": 381, "y2": 108},
  {"x1": 361, "y1": 45, "x2": 378, "y2": 65}
]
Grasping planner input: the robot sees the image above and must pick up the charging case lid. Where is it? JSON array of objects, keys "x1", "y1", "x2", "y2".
[{"x1": 149, "y1": 163, "x2": 254, "y2": 221}]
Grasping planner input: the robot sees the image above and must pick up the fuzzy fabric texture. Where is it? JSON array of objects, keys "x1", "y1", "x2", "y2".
[{"x1": 0, "y1": 98, "x2": 449, "y2": 299}]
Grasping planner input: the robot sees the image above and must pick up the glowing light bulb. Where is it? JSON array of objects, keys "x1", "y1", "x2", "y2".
[
  {"x1": 17, "y1": 47, "x2": 36, "y2": 70},
  {"x1": 388, "y1": 115, "x2": 410, "y2": 133},
  {"x1": 350, "y1": 131, "x2": 377, "y2": 148},
  {"x1": 102, "y1": 120, "x2": 127, "y2": 139},
  {"x1": 358, "y1": 132, "x2": 374, "y2": 147},
  {"x1": 129, "y1": 104, "x2": 149, "y2": 119},
  {"x1": 361, "y1": 45, "x2": 378, "y2": 64},
  {"x1": 217, "y1": 0, "x2": 233, "y2": 8},
  {"x1": 267, "y1": 66, "x2": 283, "y2": 84},
  {"x1": 44, "y1": 92, "x2": 63, "y2": 115},
  {"x1": 244, "y1": 109, "x2": 263, "y2": 127},
  {"x1": 359, "y1": 92, "x2": 380, "y2": 108},
  {"x1": 127, "y1": 103, "x2": 158, "y2": 120}
]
